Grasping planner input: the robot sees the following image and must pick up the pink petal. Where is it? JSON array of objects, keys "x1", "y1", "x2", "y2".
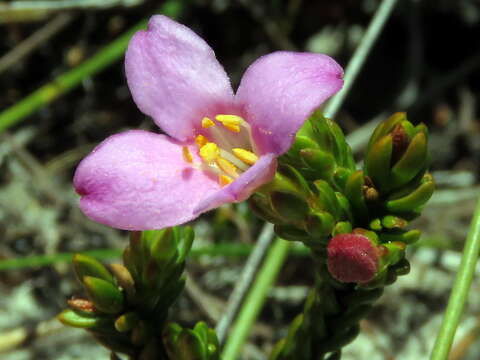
[
  {"x1": 236, "y1": 51, "x2": 344, "y2": 155},
  {"x1": 125, "y1": 15, "x2": 234, "y2": 142},
  {"x1": 193, "y1": 154, "x2": 277, "y2": 214},
  {"x1": 74, "y1": 130, "x2": 220, "y2": 230}
]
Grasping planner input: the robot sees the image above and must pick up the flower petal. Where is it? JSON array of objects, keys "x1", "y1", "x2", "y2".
[
  {"x1": 236, "y1": 51, "x2": 344, "y2": 155},
  {"x1": 193, "y1": 154, "x2": 277, "y2": 214},
  {"x1": 74, "y1": 130, "x2": 220, "y2": 230},
  {"x1": 125, "y1": 15, "x2": 234, "y2": 142}
]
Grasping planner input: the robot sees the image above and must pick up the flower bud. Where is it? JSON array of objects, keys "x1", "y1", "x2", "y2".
[
  {"x1": 297, "y1": 110, "x2": 355, "y2": 170},
  {"x1": 299, "y1": 148, "x2": 336, "y2": 180},
  {"x1": 332, "y1": 221, "x2": 353, "y2": 236},
  {"x1": 67, "y1": 297, "x2": 97, "y2": 314},
  {"x1": 344, "y1": 170, "x2": 369, "y2": 222},
  {"x1": 114, "y1": 312, "x2": 139, "y2": 333},
  {"x1": 381, "y1": 215, "x2": 408, "y2": 229},
  {"x1": 327, "y1": 233, "x2": 379, "y2": 284},
  {"x1": 57, "y1": 309, "x2": 109, "y2": 329},
  {"x1": 305, "y1": 211, "x2": 335, "y2": 238},
  {"x1": 365, "y1": 112, "x2": 429, "y2": 193},
  {"x1": 192, "y1": 322, "x2": 219, "y2": 358},
  {"x1": 274, "y1": 224, "x2": 311, "y2": 242},
  {"x1": 168, "y1": 329, "x2": 205, "y2": 360},
  {"x1": 385, "y1": 174, "x2": 434, "y2": 214},
  {"x1": 379, "y1": 229, "x2": 421, "y2": 245},
  {"x1": 83, "y1": 276, "x2": 124, "y2": 314},
  {"x1": 109, "y1": 264, "x2": 136, "y2": 301},
  {"x1": 288, "y1": 135, "x2": 320, "y2": 157},
  {"x1": 149, "y1": 228, "x2": 178, "y2": 267},
  {"x1": 270, "y1": 191, "x2": 310, "y2": 222},
  {"x1": 73, "y1": 254, "x2": 114, "y2": 284},
  {"x1": 312, "y1": 180, "x2": 341, "y2": 219},
  {"x1": 249, "y1": 193, "x2": 286, "y2": 225},
  {"x1": 175, "y1": 226, "x2": 195, "y2": 264}
]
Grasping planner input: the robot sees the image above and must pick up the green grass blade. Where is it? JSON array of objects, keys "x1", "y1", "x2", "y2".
[
  {"x1": 430, "y1": 195, "x2": 480, "y2": 359},
  {"x1": 0, "y1": 249, "x2": 121, "y2": 270},
  {"x1": 221, "y1": 238, "x2": 291, "y2": 360},
  {"x1": 0, "y1": 242, "x2": 306, "y2": 271},
  {"x1": 0, "y1": 0, "x2": 183, "y2": 133}
]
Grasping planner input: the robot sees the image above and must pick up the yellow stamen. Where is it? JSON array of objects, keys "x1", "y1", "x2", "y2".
[
  {"x1": 195, "y1": 134, "x2": 208, "y2": 148},
  {"x1": 222, "y1": 123, "x2": 241, "y2": 132},
  {"x1": 232, "y1": 148, "x2": 258, "y2": 165},
  {"x1": 182, "y1": 146, "x2": 193, "y2": 163},
  {"x1": 215, "y1": 114, "x2": 244, "y2": 125},
  {"x1": 199, "y1": 142, "x2": 219, "y2": 163},
  {"x1": 216, "y1": 114, "x2": 243, "y2": 133},
  {"x1": 219, "y1": 174, "x2": 233, "y2": 187},
  {"x1": 216, "y1": 157, "x2": 238, "y2": 178},
  {"x1": 201, "y1": 117, "x2": 215, "y2": 128}
]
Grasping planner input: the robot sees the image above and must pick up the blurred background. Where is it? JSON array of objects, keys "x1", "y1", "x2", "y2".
[{"x1": 0, "y1": 0, "x2": 479, "y2": 359}]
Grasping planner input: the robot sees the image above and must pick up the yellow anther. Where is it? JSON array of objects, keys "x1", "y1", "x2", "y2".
[
  {"x1": 195, "y1": 134, "x2": 208, "y2": 148},
  {"x1": 201, "y1": 117, "x2": 215, "y2": 128},
  {"x1": 199, "y1": 142, "x2": 219, "y2": 163},
  {"x1": 216, "y1": 114, "x2": 243, "y2": 133},
  {"x1": 232, "y1": 148, "x2": 258, "y2": 165},
  {"x1": 215, "y1": 114, "x2": 244, "y2": 125},
  {"x1": 219, "y1": 175, "x2": 233, "y2": 187},
  {"x1": 182, "y1": 146, "x2": 193, "y2": 163},
  {"x1": 222, "y1": 123, "x2": 241, "y2": 132},
  {"x1": 216, "y1": 157, "x2": 238, "y2": 178}
]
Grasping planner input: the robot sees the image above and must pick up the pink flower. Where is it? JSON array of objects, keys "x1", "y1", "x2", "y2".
[
  {"x1": 327, "y1": 234, "x2": 380, "y2": 284},
  {"x1": 74, "y1": 15, "x2": 343, "y2": 230}
]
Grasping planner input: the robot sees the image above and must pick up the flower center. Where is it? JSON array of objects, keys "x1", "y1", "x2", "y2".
[{"x1": 183, "y1": 114, "x2": 259, "y2": 186}]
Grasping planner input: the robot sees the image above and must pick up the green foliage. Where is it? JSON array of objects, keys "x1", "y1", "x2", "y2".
[
  {"x1": 59, "y1": 227, "x2": 219, "y2": 360},
  {"x1": 58, "y1": 111, "x2": 434, "y2": 359},
  {"x1": 164, "y1": 322, "x2": 220, "y2": 360},
  {"x1": 249, "y1": 111, "x2": 434, "y2": 359},
  {"x1": 282, "y1": 110, "x2": 355, "y2": 185}
]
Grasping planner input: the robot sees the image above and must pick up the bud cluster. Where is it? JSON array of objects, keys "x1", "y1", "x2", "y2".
[
  {"x1": 250, "y1": 111, "x2": 356, "y2": 247},
  {"x1": 250, "y1": 111, "x2": 433, "y2": 287},
  {"x1": 59, "y1": 228, "x2": 220, "y2": 360},
  {"x1": 258, "y1": 111, "x2": 433, "y2": 359}
]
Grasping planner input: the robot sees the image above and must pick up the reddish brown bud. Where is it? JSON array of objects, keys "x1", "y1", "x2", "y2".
[
  {"x1": 67, "y1": 297, "x2": 97, "y2": 313},
  {"x1": 327, "y1": 234, "x2": 379, "y2": 284},
  {"x1": 391, "y1": 124, "x2": 409, "y2": 163}
]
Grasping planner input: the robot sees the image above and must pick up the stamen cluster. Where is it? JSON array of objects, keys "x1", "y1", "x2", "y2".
[{"x1": 182, "y1": 114, "x2": 259, "y2": 187}]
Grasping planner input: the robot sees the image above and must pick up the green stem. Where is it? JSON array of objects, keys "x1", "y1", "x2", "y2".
[
  {"x1": 221, "y1": 238, "x2": 291, "y2": 360},
  {"x1": 0, "y1": 0, "x2": 183, "y2": 133},
  {"x1": 430, "y1": 195, "x2": 480, "y2": 360}
]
